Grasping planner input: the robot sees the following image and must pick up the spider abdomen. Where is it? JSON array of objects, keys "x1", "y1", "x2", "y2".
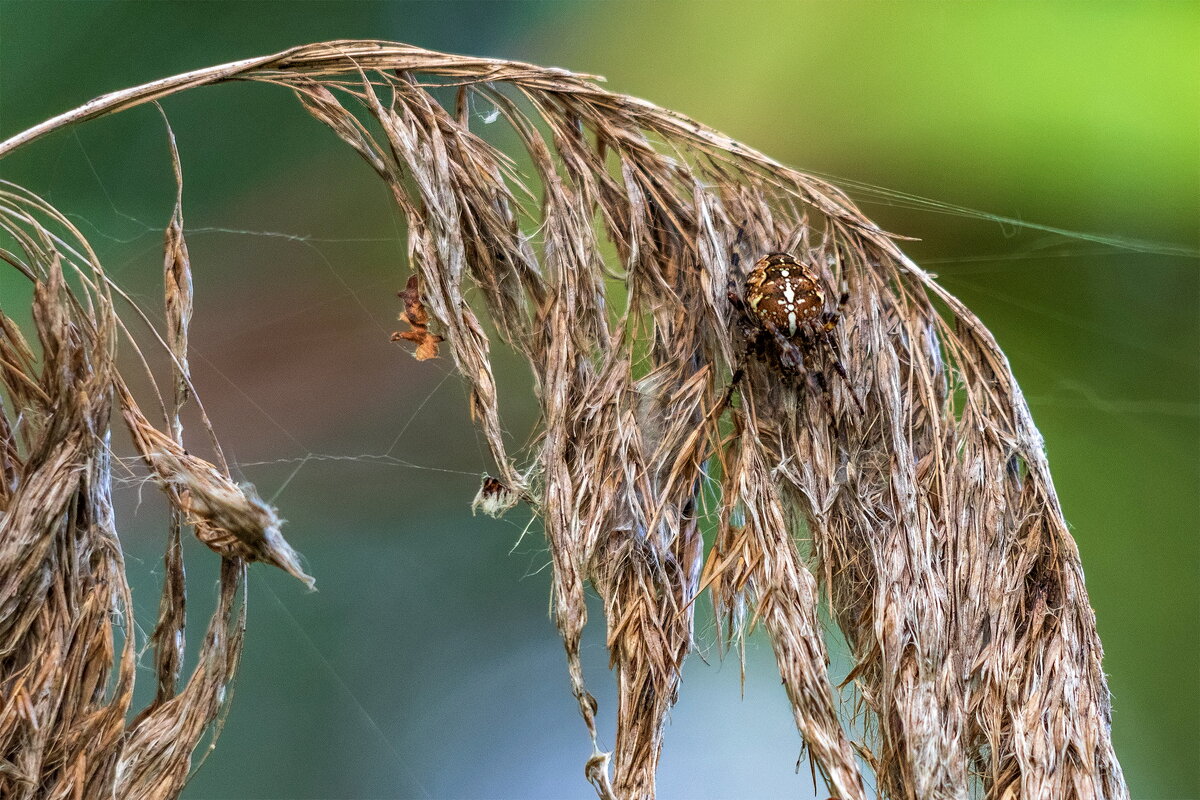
[{"x1": 745, "y1": 253, "x2": 825, "y2": 335}]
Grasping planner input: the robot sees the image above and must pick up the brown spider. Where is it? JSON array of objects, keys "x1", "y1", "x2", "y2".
[{"x1": 722, "y1": 251, "x2": 862, "y2": 414}]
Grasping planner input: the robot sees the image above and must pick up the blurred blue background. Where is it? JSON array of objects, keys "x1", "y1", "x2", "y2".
[{"x1": 0, "y1": 2, "x2": 1196, "y2": 798}]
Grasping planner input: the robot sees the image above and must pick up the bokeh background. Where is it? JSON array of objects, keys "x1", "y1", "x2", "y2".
[{"x1": 1, "y1": 2, "x2": 1196, "y2": 798}]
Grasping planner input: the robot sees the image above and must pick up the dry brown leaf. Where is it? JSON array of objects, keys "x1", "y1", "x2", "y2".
[{"x1": 391, "y1": 274, "x2": 444, "y2": 360}]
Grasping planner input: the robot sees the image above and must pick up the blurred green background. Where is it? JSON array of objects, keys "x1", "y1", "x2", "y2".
[{"x1": 0, "y1": 2, "x2": 1196, "y2": 798}]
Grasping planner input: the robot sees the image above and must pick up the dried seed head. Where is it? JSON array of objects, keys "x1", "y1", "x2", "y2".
[{"x1": 0, "y1": 39, "x2": 1127, "y2": 800}]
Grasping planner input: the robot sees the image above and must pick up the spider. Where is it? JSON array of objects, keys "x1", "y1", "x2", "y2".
[{"x1": 721, "y1": 251, "x2": 863, "y2": 414}]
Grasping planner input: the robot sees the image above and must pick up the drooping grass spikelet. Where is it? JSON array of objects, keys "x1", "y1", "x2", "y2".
[{"x1": 0, "y1": 41, "x2": 1127, "y2": 800}]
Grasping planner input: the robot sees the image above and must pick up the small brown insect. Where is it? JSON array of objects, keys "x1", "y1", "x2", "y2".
[{"x1": 471, "y1": 474, "x2": 517, "y2": 518}]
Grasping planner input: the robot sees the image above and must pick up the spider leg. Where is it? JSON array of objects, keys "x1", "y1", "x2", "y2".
[
  {"x1": 713, "y1": 324, "x2": 768, "y2": 420},
  {"x1": 770, "y1": 326, "x2": 805, "y2": 375},
  {"x1": 820, "y1": 328, "x2": 865, "y2": 414},
  {"x1": 808, "y1": 368, "x2": 840, "y2": 420},
  {"x1": 731, "y1": 225, "x2": 746, "y2": 266},
  {"x1": 819, "y1": 292, "x2": 851, "y2": 332},
  {"x1": 786, "y1": 330, "x2": 837, "y2": 417},
  {"x1": 727, "y1": 286, "x2": 750, "y2": 317},
  {"x1": 714, "y1": 363, "x2": 747, "y2": 419},
  {"x1": 714, "y1": 302, "x2": 762, "y2": 420}
]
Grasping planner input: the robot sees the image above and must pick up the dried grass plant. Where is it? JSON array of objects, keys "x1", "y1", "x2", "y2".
[{"x1": 0, "y1": 41, "x2": 1127, "y2": 799}]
